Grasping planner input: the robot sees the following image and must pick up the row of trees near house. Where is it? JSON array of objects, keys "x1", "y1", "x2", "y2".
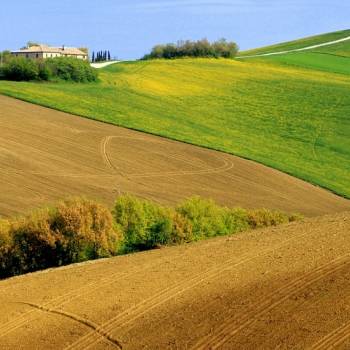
[
  {"x1": 91, "y1": 50, "x2": 112, "y2": 62},
  {"x1": 143, "y1": 38, "x2": 239, "y2": 60},
  {"x1": 0, "y1": 56, "x2": 98, "y2": 82}
]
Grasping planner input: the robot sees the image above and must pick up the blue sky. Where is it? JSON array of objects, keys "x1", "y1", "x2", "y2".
[{"x1": 0, "y1": 0, "x2": 349, "y2": 59}]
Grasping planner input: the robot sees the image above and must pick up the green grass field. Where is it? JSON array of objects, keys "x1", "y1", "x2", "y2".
[
  {"x1": 0, "y1": 31, "x2": 349, "y2": 198},
  {"x1": 250, "y1": 52, "x2": 350, "y2": 75},
  {"x1": 240, "y1": 29, "x2": 350, "y2": 56},
  {"x1": 313, "y1": 39, "x2": 350, "y2": 57}
]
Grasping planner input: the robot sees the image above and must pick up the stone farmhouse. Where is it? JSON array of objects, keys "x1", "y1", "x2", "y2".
[{"x1": 11, "y1": 44, "x2": 88, "y2": 60}]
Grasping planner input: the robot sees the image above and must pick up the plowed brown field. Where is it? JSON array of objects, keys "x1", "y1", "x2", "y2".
[
  {"x1": 0, "y1": 212, "x2": 349, "y2": 349},
  {"x1": 0, "y1": 95, "x2": 349, "y2": 217}
]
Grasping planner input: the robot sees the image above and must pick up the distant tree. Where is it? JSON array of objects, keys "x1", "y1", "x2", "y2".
[
  {"x1": 92, "y1": 51, "x2": 95, "y2": 63},
  {"x1": 93, "y1": 50, "x2": 113, "y2": 62},
  {"x1": 142, "y1": 38, "x2": 239, "y2": 60}
]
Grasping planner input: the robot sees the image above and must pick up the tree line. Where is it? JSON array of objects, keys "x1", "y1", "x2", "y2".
[
  {"x1": 0, "y1": 56, "x2": 98, "y2": 82},
  {"x1": 142, "y1": 38, "x2": 239, "y2": 60},
  {"x1": 0, "y1": 195, "x2": 301, "y2": 279},
  {"x1": 92, "y1": 50, "x2": 112, "y2": 62}
]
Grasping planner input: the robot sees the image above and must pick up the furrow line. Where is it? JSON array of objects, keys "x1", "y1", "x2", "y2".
[{"x1": 192, "y1": 256, "x2": 350, "y2": 350}]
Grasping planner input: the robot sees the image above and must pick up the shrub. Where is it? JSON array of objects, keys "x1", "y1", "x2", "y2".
[
  {"x1": 246, "y1": 208, "x2": 291, "y2": 229},
  {"x1": 113, "y1": 195, "x2": 176, "y2": 252},
  {"x1": 52, "y1": 198, "x2": 119, "y2": 262},
  {"x1": 12, "y1": 209, "x2": 59, "y2": 273},
  {"x1": 0, "y1": 219, "x2": 14, "y2": 278},
  {"x1": 143, "y1": 38, "x2": 239, "y2": 60},
  {"x1": 46, "y1": 57, "x2": 98, "y2": 82},
  {"x1": 171, "y1": 212, "x2": 193, "y2": 244},
  {"x1": 2, "y1": 57, "x2": 39, "y2": 81},
  {"x1": 38, "y1": 61, "x2": 51, "y2": 80},
  {"x1": 1, "y1": 56, "x2": 98, "y2": 82},
  {"x1": 225, "y1": 208, "x2": 251, "y2": 233},
  {"x1": 0, "y1": 198, "x2": 119, "y2": 278},
  {"x1": 176, "y1": 196, "x2": 232, "y2": 240},
  {"x1": 0, "y1": 195, "x2": 303, "y2": 279}
]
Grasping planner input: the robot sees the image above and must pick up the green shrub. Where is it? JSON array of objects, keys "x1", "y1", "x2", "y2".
[
  {"x1": 38, "y1": 61, "x2": 51, "y2": 80},
  {"x1": 176, "y1": 196, "x2": 231, "y2": 239},
  {"x1": 225, "y1": 208, "x2": 251, "y2": 233},
  {"x1": 1, "y1": 56, "x2": 98, "y2": 82},
  {"x1": 113, "y1": 195, "x2": 175, "y2": 252},
  {"x1": 2, "y1": 57, "x2": 39, "y2": 81},
  {"x1": 46, "y1": 57, "x2": 98, "y2": 82},
  {"x1": 0, "y1": 195, "x2": 303, "y2": 279}
]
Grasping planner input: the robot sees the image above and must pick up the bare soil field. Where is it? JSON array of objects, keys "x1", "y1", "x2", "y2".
[
  {"x1": 0, "y1": 94, "x2": 349, "y2": 218},
  {"x1": 0, "y1": 212, "x2": 349, "y2": 349}
]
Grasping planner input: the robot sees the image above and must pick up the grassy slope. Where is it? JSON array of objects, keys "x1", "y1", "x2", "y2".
[
  {"x1": 240, "y1": 29, "x2": 350, "y2": 56},
  {"x1": 314, "y1": 39, "x2": 350, "y2": 57},
  {"x1": 244, "y1": 33, "x2": 350, "y2": 80},
  {"x1": 0, "y1": 55, "x2": 349, "y2": 198},
  {"x1": 249, "y1": 52, "x2": 350, "y2": 76}
]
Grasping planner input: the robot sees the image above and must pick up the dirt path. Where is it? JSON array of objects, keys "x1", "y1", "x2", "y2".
[
  {"x1": 0, "y1": 94, "x2": 349, "y2": 218},
  {"x1": 237, "y1": 35, "x2": 350, "y2": 58},
  {"x1": 0, "y1": 211, "x2": 349, "y2": 349},
  {"x1": 90, "y1": 61, "x2": 120, "y2": 69}
]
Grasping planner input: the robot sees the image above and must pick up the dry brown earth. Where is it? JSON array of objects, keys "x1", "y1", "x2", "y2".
[
  {"x1": 0, "y1": 212, "x2": 349, "y2": 349},
  {"x1": 0, "y1": 94, "x2": 349, "y2": 217}
]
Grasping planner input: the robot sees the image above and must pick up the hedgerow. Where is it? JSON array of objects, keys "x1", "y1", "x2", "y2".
[
  {"x1": 0, "y1": 195, "x2": 302, "y2": 279},
  {"x1": 143, "y1": 38, "x2": 239, "y2": 60},
  {"x1": 0, "y1": 57, "x2": 98, "y2": 82},
  {"x1": 113, "y1": 195, "x2": 193, "y2": 252}
]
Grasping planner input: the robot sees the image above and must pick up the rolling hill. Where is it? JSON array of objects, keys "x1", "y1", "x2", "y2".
[
  {"x1": 1, "y1": 211, "x2": 349, "y2": 349},
  {"x1": 0, "y1": 31, "x2": 349, "y2": 200},
  {"x1": 249, "y1": 52, "x2": 350, "y2": 76},
  {"x1": 240, "y1": 29, "x2": 350, "y2": 76},
  {"x1": 2, "y1": 95, "x2": 349, "y2": 218},
  {"x1": 239, "y1": 29, "x2": 350, "y2": 56},
  {"x1": 1, "y1": 30, "x2": 350, "y2": 350}
]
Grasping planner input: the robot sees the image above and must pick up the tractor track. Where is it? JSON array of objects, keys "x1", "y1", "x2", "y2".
[{"x1": 63, "y1": 228, "x2": 320, "y2": 350}]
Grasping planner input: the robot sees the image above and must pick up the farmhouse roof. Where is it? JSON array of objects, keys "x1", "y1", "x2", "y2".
[{"x1": 12, "y1": 45, "x2": 87, "y2": 56}]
